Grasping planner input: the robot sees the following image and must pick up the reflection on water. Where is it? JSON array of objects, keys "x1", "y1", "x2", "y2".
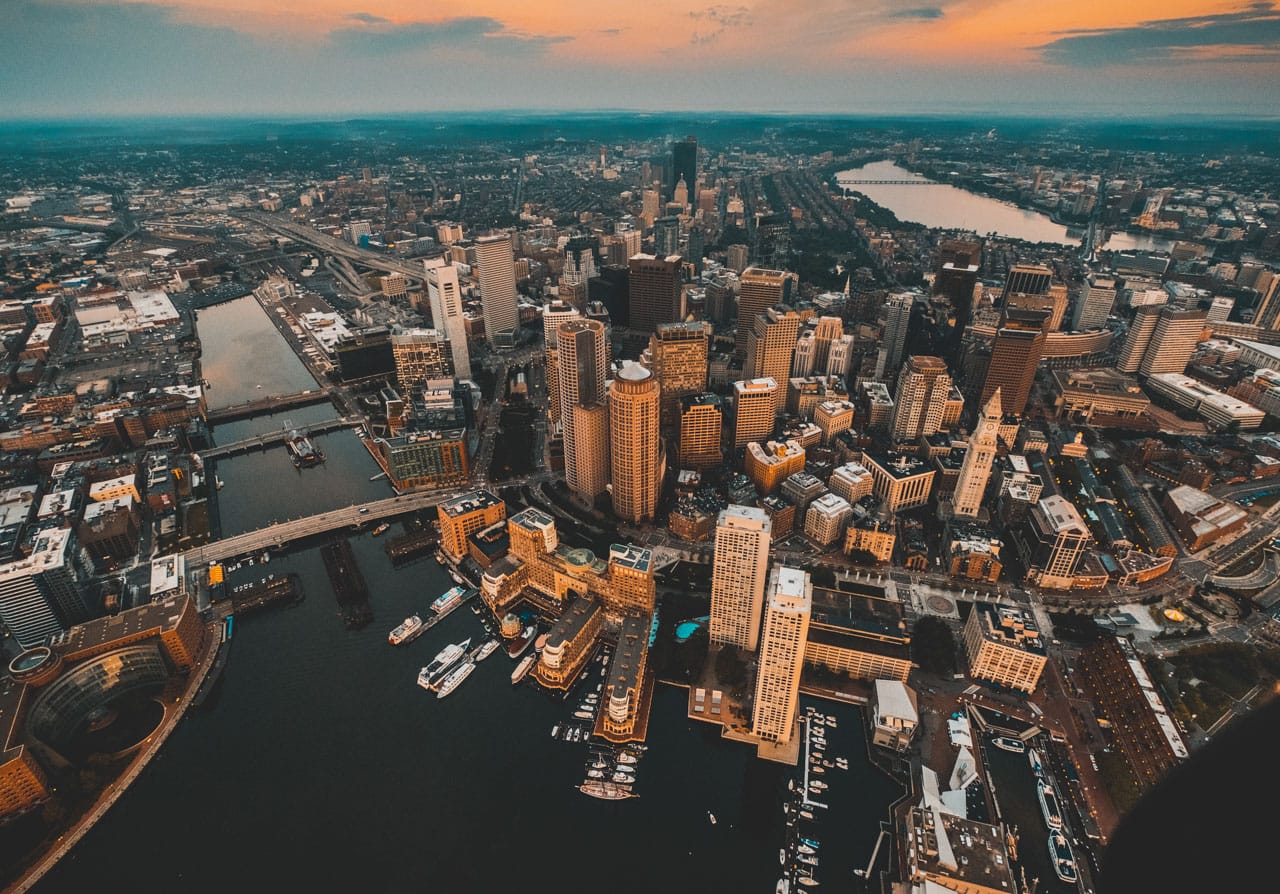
[
  {"x1": 837, "y1": 160, "x2": 1171, "y2": 252},
  {"x1": 197, "y1": 297, "x2": 318, "y2": 409}
]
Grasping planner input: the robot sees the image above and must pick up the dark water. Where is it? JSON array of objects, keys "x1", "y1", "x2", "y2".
[
  {"x1": 196, "y1": 297, "x2": 318, "y2": 410},
  {"x1": 36, "y1": 531, "x2": 901, "y2": 893},
  {"x1": 983, "y1": 740, "x2": 1079, "y2": 894},
  {"x1": 212, "y1": 404, "x2": 339, "y2": 441},
  {"x1": 836, "y1": 161, "x2": 1172, "y2": 252}
]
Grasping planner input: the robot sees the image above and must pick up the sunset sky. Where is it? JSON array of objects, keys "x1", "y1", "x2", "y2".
[{"x1": 2, "y1": 0, "x2": 1279, "y2": 118}]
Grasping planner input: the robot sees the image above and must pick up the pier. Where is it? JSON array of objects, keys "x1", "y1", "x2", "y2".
[
  {"x1": 229, "y1": 572, "x2": 304, "y2": 616},
  {"x1": 200, "y1": 417, "x2": 360, "y2": 460},
  {"x1": 321, "y1": 538, "x2": 373, "y2": 629},
  {"x1": 385, "y1": 527, "x2": 440, "y2": 564}
]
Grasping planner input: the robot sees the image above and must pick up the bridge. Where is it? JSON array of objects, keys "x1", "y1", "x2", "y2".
[
  {"x1": 200, "y1": 417, "x2": 360, "y2": 460},
  {"x1": 838, "y1": 179, "x2": 938, "y2": 186},
  {"x1": 183, "y1": 470, "x2": 554, "y2": 566},
  {"x1": 206, "y1": 390, "x2": 334, "y2": 424},
  {"x1": 236, "y1": 210, "x2": 426, "y2": 282}
]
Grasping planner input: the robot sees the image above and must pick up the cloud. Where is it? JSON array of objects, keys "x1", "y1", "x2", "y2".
[
  {"x1": 1038, "y1": 2, "x2": 1280, "y2": 66},
  {"x1": 890, "y1": 7, "x2": 944, "y2": 19},
  {"x1": 329, "y1": 15, "x2": 571, "y2": 56},
  {"x1": 688, "y1": 4, "x2": 751, "y2": 44},
  {"x1": 346, "y1": 12, "x2": 388, "y2": 25}
]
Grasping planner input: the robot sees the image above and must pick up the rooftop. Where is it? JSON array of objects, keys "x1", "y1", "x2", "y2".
[{"x1": 440, "y1": 489, "x2": 503, "y2": 518}]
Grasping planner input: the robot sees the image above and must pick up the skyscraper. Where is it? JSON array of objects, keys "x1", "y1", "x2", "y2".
[
  {"x1": 810, "y1": 316, "x2": 844, "y2": 370},
  {"x1": 753, "y1": 213, "x2": 791, "y2": 269},
  {"x1": 953, "y1": 389, "x2": 1001, "y2": 518},
  {"x1": 980, "y1": 309, "x2": 1047, "y2": 418},
  {"x1": 1000, "y1": 264, "x2": 1054, "y2": 304},
  {"x1": 891, "y1": 355, "x2": 952, "y2": 443},
  {"x1": 710, "y1": 505, "x2": 772, "y2": 652},
  {"x1": 745, "y1": 306, "x2": 801, "y2": 385},
  {"x1": 390, "y1": 328, "x2": 453, "y2": 390},
  {"x1": 609, "y1": 362, "x2": 662, "y2": 523},
  {"x1": 475, "y1": 234, "x2": 519, "y2": 348},
  {"x1": 1138, "y1": 307, "x2": 1206, "y2": 376},
  {"x1": 558, "y1": 319, "x2": 609, "y2": 500},
  {"x1": 1072, "y1": 276, "x2": 1118, "y2": 331},
  {"x1": 653, "y1": 216, "x2": 681, "y2": 257},
  {"x1": 645, "y1": 321, "x2": 710, "y2": 428},
  {"x1": 751, "y1": 566, "x2": 812, "y2": 745},
  {"x1": 679, "y1": 393, "x2": 723, "y2": 470},
  {"x1": 1117, "y1": 305, "x2": 1161, "y2": 373},
  {"x1": 876, "y1": 292, "x2": 914, "y2": 380},
  {"x1": 672, "y1": 136, "x2": 697, "y2": 201},
  {"x1": 425, "y1": 260, "x2": 471, "y2": 381},
  {"x1": 542, "y1": 301, "x2": 581, "y2": 424},
  {"x1": 628, "y1": 254, "x2": 685, "y2": 333},
  {"x1": 733, "y1": 377, "x2": 779, "y2": 447},
  {"x1": 737, "y1": 267, "x2": 797, "y2": 354}
]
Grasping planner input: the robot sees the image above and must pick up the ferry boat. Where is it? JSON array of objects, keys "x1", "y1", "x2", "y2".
[
  {"x1": 424, "y1": 649, "x2": 472, "y2": 691},
  {"x1": 579, "y1": 781, "x2": 637, "y2": 800},
  {"x1": 1047, "y1": 832, "x2": 1079, "y2": 884},
  {"x1": 435, "y1": 660, "x2": 475, "y2": 698},
  {"x1": 431, "y1": 585, "x2": 468, "y2": 614},
  {"x1": 991, "y1": 735, "x2": 1026, "y2": 753},
  {"x1": 511, "y1": 654, "x2": 536, "y2": 685},
  {"x1": 419, "y1": 638, "x2": 471, "y2": 690},
  {"x1": 1037, "y1": 779, "x2": 1064, "y2": 830},
  {"x1": 1028, "y1": 747, "x2": 1044, "y2": 777},
  {"x1": 286, "y1": 430, "x2": 324, "y2": 467},
  {"x1": 371, "y1": 523, "x2": 390, "y2": 537},
  {"x1": 506, "y1": 624, "x2": 537, "y2": 658},
  {"x1": 475, "y1": 638, "x2": 500, "y2": 661},
  {"x1": 388, "y1": 614, "x2": 424, "y2": 645}
]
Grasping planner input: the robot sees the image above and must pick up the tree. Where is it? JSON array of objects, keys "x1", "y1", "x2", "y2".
[
  {"x1": 912, "y1": 616, "x2": 959, "y2": 676},
  {"x1": 715, "y1": 645, "x2": 747, "y2": 688}
]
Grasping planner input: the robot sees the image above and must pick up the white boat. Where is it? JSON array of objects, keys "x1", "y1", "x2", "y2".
[
  {"x1": 798, "y1": 844, "x2": 815, "y2": 855},
  {"x1": 799, "y1": 810, "x2": 814, "y2": 820},
  {"x1": 611, "y1": 771, "x2": 633, "y2": 784},
  {"x1": 418, "y1": 638, "x2": 471, "y2": 690},
  {"x1": 810, "y1": 780, "x2": 827, "y2": 791},
  {"x1": 475, "y1": 638, "x2": 500, "y2": 661},
  {"x1": 551, "y1": 724, "x2": 560, "y2": 739},
  {"x1": 1048, "y1": 832, "x2": 1079, "y2": 884},
  {"x1": 796, "y1": 876, "x2": 818, "y2": 888},
  {"x1": 708, "y1": 812, "x2": 717, "y2": 825},
  {"x1": 797, "y1": 854, "x2": 818, "y2": 867},
  {"x1": 776, "y1": 880, "x2": 789, "y2": 894},
  {"x1": 1028, "y1": 747, "x2": 1044, "y2": 777},
  {"x1": 389, "y1": 614, "x2": 424, "y2": 646},
  {"x1": 617, "y1": 752, "x2": 638, "y2": 765},
  {"x1": 574, "y1": 710, "x2": 593, "y2": 720},
  {"x1": 431, "y1": 585, "x2": 468, "y2": 614},
  {"x1": 587, "y1": 770, "x2": 605, "y2": 779},
  {"x1": 449, "y1": 570, "x2": 464, "y2": 585},
  {"x1": 435, "y1": 660, "x2": 475, "y2": 698},
  {"x1": 511, "y1": 654, "x2": 536, "y2": 685},
  {"x1": 811, "y1": 766, "x2": 825, "y2": 775},
  {"x1": 991, "y1": 735, "x2": 1027, "y2": 753},
  {"x1": 1037, "y1": 779, "x2": 1064, "y2": 830}
]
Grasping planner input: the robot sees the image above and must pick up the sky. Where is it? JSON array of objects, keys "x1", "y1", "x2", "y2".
[{"x1": 1, "y1": 0, "x2": 1279, "y2": 119}]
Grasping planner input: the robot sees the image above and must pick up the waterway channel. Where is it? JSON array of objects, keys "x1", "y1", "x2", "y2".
[
  {"x1": 197, "y1": 296, "x2": 318, "y2": 410},
  {"x1": 836, "y1": 160, "x2": 1173, "y2": 253}
]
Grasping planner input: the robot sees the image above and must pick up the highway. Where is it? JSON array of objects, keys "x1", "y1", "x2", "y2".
[{"x1": 237, "y1": 210, "x2": 426, "y2": 281}]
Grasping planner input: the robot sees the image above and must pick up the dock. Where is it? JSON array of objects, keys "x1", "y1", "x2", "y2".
[
  {"x1": 321, "y1": 537, "x2": 373, "y2": 628},
  {"x1": 229, "y1": 573, "x2": 304, "y2": 617},
  {"x1": 385, "y1": 527, "x2": 439, "y2": 564}
]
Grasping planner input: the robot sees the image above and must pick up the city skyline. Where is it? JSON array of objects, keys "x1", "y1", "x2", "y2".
[{"x1": 2, "y1": 1, "x2": 1280, "y2": 119}]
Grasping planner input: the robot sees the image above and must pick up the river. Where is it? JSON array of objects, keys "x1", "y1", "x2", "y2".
[
  {"x1": 196, "y1": 296, "x2": 319, "y2": 410},
  {"x1": 836, "y1": 160, "x2": 1172, "y2": 252},
  {"x1": 33, "y1": 294, "x2": 904, "y2": 893}
]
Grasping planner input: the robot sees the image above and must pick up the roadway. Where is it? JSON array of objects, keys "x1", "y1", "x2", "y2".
[{"x1": 237, "y1": 210, "x2": 426, "y2": 281}]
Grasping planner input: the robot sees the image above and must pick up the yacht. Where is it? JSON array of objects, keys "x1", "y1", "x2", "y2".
[
  {"x1": 796, "y1": 875, "x2": 818, "y2": 888},
  {"x1": 511, "y1": 654, "x2": 536, "y2": 685},
  {"x1": 1037, "y1": 779, "x2": 1064, "y2": 830},
  {"x1": 800, "y1": 837, "x2": 820, "y2": 849},
  {"x1": 797, "y1": 844, "x2": 815, "y2": 855},
  {"x1": 810, "y1": 780, "x2": 827, "y2": 791},
  {"x1": 587, "y1": 770, "x2": 605, "y2": 780},
  {"x1": 389, "y1": 614, "x2": 424, "y2": 646},
  {"x1": 1028, "y1": 747, "x2": 1044, "y2": 777},
  {"x1": 1048, "y1": 832, "x2": 1079, "y2": 884},
  {"x1": 617, "y1": 752, "x2": 638, "y2": 766},
  {"x1": 505, "y1": 624, "x2": 537, "y2": 659},
  {"x1": 418, "y1": 638, "x2": 471, "y2": 690},
  {"x1": 991, "y1": 735, "x2": 1027, "y2": 753},
  {"x1": 799, "y1": 810, "x2": 815, "y2": 821},
  {"x1": 431, "y1": 585, "x2": 469, "y2": 614},
  {"x1": 579, "y1": 781, "x2": 637, "y2": 801},
  {"x1": 797, "y1": 854, "x2": 818, "y2": 867},
  {"x1": 611, "y1": 771, "x2": 633, "y2": 784},
  {"x1": 550, "y1": 724, "x2": 560, "y2": 739},
  {"x1": 475, "y1": 638, "x2": 500, "y2": 661},
  {"x1": 435, "y1": 660, "x2": 475, "y2": 698},
  {"x1": 573, "y1": 709, "x2": 594, "y2": 720}
]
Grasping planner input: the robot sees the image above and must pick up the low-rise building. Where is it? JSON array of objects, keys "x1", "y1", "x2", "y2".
[
  {"x1": 962, "y1": 602, "x2": 1047, "y2": 693},
  {"x1": 534, "y1": 593, "x2": 604, "y2": 690},
  {"x1": 437, "y1": 489, "x2": 506, "y2": 561},
  {"x1": 803, "y1": 582, "x2": 911, "y2": 682},
  {"x1": 1162, "y1": 485, "x2": 1249, "y2": 551},
  {"x1": 744, "y1": 439, "x2": 805, "y2": 495},
  {"x1": 871, "y1": 679, "x2": 918, "y2": 751},
  {"x1": 804, "y1": 493, "x2": 852, "y2": 545},
  {"x1": 862, "y1": 451, "x2": 935, "y2": 512}
]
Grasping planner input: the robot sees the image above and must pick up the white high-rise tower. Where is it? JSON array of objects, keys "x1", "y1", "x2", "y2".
[{"x1": 953, "y1": 388, "x2": 1001, "y2": 518}]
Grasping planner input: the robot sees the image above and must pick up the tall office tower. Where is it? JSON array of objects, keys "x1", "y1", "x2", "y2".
[
  {"x1": 953, "y1": 389, "x2": 1001, "y2": 518},
  {"x1": 609, "y1": 362, "x2": 662, "y2": 523},
  {"x1": 753, "y1": 214, "x2": 791, "y2": 269},
  {"x1": 558, "y1": 319, "x2": 609, "y2": 500},
  {"x1": 679, "y1": 393, "x2": 723, "y2": 470},
  {"x1": 980, "y1": 309, "x2": 1047, "y2": 417},
  {"x1": 1138, "y1": 307, "x2": 1206, "y2": 376},
  {"x1": 475, "y1": 234, "x2": 519, "y2": 348},
  {"x1": 745, "y1": 306, "x2": 802, "y2": 385},
  {"x1": 646, "y1": 321, "x2": 710, "y2": 428},
  {"x1": 705, "y1": 273, "x2": 737, "y2": 324},
  {"x1": 999, "y1": 264, "x2": 1054, "y2": 304},
  {"x1": 0, "y1": 528, "x2": 91, "y2": 648},
  {"x1": 628, "y1": 254, "x2": 685, "y2": 333},
  {"x1": 686, "y1": 226, "x2": 705, "y2": 274},
  {"x1": 891, "y1": 355, "x2": 952, "y2": 442},
  {"x1": 562, "y1": 235, "x2": 599, "y2": 287},
  {"x1": 826, "y1": 334, "x2": 855, "y2": 377},
  {"x1": 1116, "y1": 305, "x2": 1161, "y2": 373},
  {"x1": 653, "y1": 216, "x2": 681, "y2": 258},
  {"x1": 542, "y1": 300, "x2": 581, "y2": 349},
  {"x1": 726, "y1": 244, "x2": 750, "y2": 274},
  {"x1": 751, "y1": 566, "x2": 812, "y2": 745},
  {"x1": 710, "y1": 505, "x2": 773, "y2": 652},
  {"x1": 672, "y1": 135, "x2": 697, "y2": 200},
  {"x1": 390, "y1": 328, "x2": 454, "y2": 389},
  {"x1": 1072, "y1": 276, "x2": 1118, "y2": 331},
  {"x1": 641, "y1": 188, "x2": 661, "y2": 226},
  {"x1": 737, "y1": 267, "x2": 798, "y2": 353},
  {"x1": 1007, "y1": 285, "x2": 1069, "y2": 332},
  {"x1": 810, "y1": 316, "x2": 844, "y2": 370},
  {"x1": 792, "y1": 331, "x2": 816, "y2": 377},
  {"x1": 425, "y1": 260, "x2": 471, "y2": 381},
  {"x1": 875, "y1": 292, "x2": 914, "y2": 380},
  {"x1": 1253, "y1": 272, "x2": 1280, "y2": 329},
  {"x1": 733, "y1": 377, "x2": 779, "y2": 447}
]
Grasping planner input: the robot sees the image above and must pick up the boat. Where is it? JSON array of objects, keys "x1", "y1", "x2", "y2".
[
  {"x1": 1037, "y1": 779, "x2": 1064, "y2": 830},
  {"x1": 435, "y1": 660, "x2": 475, "y2": 698},
  {"x1": 611, "y1": 771, "x2": 633, "y2": 784},
  {"x1": 389, "y1": 614, "x2": 424, "y2": 645},
  {"x1": 579, "y1": 781, "x2": 637, "y2": 800},
  {"x1": 551, "y1": 724, "x2": 560, "y2": 739},
  {"x1": 419, "y1": 638, "x2": 470, "y2": 690},
  {"x1": 708, "y1": 811, "x2": 717, "y2": 825},
  {"x1": 449, "y1": 570, "x2": 465, "y2": 585},
  {"x1": 371, "y1": 523, "x2": 390, "y2": 537},
  {"x1": 991, "y1": 735, "x2": 1026, "y2": 753},
  {"x1": 511, "y1": 654, "x2": 536, "y2": 684},
  {"x1": 797, "y1": 854, "x2": 819, "y2": 867},
  {"x1": 776, "y1": 880, "x2": 790, "y2": 894},
  {"x1": 796, "y1": 876, "x2": 818, "y2": 888},
  {"x1": 799, "y1": 810, "x2": 814, "y2": 820},
  {"x1": 800, "y1": 837, "x2": 820, "y2": 848},
  {"x1": 215, "y1": 475, "x2": 224, "y2": 490},
  {"x1": 797, "y1": 844, "x2": 815, "y2": 855},
  {"x1": 1048, "y1": 832, "x2": 1079, "y2": 884},
  {"x1": 812, "y1": 766, "x2": 825, "y2": 775},
  {"x1": 617, "y1": 752, "x2": 637, "y2": 765},
  {"x1": 1028, "y1": 747, "x2": 1044, "y2": 777},
  {"x1": 475, "y1": 638, "x2": 500, "y2": 661},
  {"x1": 431, "y1": 585, "x2": 469, "y2": 614},
  {"x1": 285, "y1": 430, "x2": 324, "y2": 467},
  {"x1": 573, "y1": 710, "x2": 593, "y2": 720},
  {"x1": 505, "y1": 624, "x2": 537, "y2": 658},
  {"x1": 811, "y1": 780, "x2": 827, "y2": 791},
  {"x1": 587, "y1": 770, "x2": 605, "y2": 779}
]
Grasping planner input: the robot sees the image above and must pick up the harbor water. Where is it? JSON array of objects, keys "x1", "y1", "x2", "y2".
[{"x1": 196, "y1": 296, "x2": 318, "y2": 409}]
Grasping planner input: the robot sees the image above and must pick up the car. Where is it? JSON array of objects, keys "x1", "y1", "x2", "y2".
[{"x1": 358, "y1": 507, "x2": 370, "y2": 514}]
